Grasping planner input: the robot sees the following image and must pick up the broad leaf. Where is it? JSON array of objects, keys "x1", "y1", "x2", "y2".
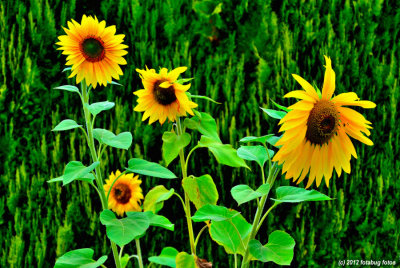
[
  {"x1": 148, "y1": 247, "x2": 179, "y2": 268},
  {"x1": 162, "y1": 131, "x2": 191, "y2": 166},
  {"x1": 260, "y1": 108, "x2": 287, "y2": 119},
  {"x1": 52, "y1": 119, "x2": 82, "y2": 131},
  {"x1": 237, "y1": 146, "x2": 274, "y2": 168},
  {"x1": 231, "y1": 183, "x2": 270, "y2": 206},
  {"x1": 121, "y1": 254, "x2": 130, "y2": 268},
  {"x1": 63, "y1": 161, "x2": 99, "y2": 186},
  {"x1": 182, "y1": 175, "x2": 219, "y2": 209},
  {"x1": 87, "y1": 101, "x2": 115, "y2": 116},
  {"x1": 249, "y1": 231, "x2": 295, "y2": 265},
  {"x1": 192, "y1": 204, "x2": 239, "y2": 222},
  {"x1": 100, "y1": 210, "x2": 149, "y2": 247},
  {"x1": 270, "y1": 99, "x2": 291, "y2": 112},
  {"x1": 54, "y1": 248, "x2": 107, "y2": 268},
  {"x1": 54, "y1": 85, "x2": 79, "y2": 93},
  {"x1": 271, "y1": 186, "x2": 332, "y2": 203},
  {"x1": 143, "y1": 185, "x2": 174, "y2": 213},
  {"x1": 127, "y1": 211, "x2": 174, "y2": 231},
  {"x1": 127, "y1": 158, "x2": 177, "y2": 179},
  {"x1": 93, "y1": 129, "x2": 132, "y2": 150},
  {"x1": 184, "y1": 112, "x2": 221, "y2": 143},
  {"x1": 239, "y1": 134, "x2": 274, "y2": 144},
  {"x1": 266, "y1": 135, "x2": 282, "y2": 147},
  {"x1": 175, "y1": 252, "x2": 196, "y2": 268},
  {"x1": 210, "y1": 213, "x2": 252, "y2": 255},
  {"x1": 198, "y1": 136, "x2": 248, "y2": 168},
  {"x1": 47, "y1": 173, "x2": 95, "y2": 184}
]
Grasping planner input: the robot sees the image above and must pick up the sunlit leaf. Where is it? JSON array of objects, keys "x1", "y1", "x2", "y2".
[
  {"x1": 162, "y1": 131, "x2": 191, "y2": 166},
  {"x1": 148, "y1": 247, "x2": 179, "y2": 268},
  {"x1": 182, "y1": 175, "x2": 219, "y2": 209},
  {"x1": 143, "y1": 185, "x2": 175, "y2": 213},
  {"x1": 62, "y1": 161, "x2": 99, "y2": 186},
  {"x1": 231, "y1": 183, "x2": 270, "y2": 206},
  {"x1": 127, "y1": 158, "x2": 177, "y2": 179},
  {"x1": 271, "y1": 186, "x2": 332, "y2": 203},
  {"x1": 192, "y1": 204, "x2": 239, "y2": 222},
  {"x1": 54, "y1": 248, "x2": 107, "y2": 268},
  {"x1": 52, "y1": 119, "x2": 82, "y2": 131}
]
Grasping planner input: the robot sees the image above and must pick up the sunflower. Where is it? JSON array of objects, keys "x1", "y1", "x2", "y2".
[
  {"x1": 104, "y1": 170, "x2": 143, "y2": 216},
  {"x1": 133, "y1": 66, "x2": 198, "y2": 124},
  {"x1": 272, "y1": 56, "x2": 376, "y2": 188},
  {"x1": 56, "y1": 15, "x2": 128, "y2": 89}
]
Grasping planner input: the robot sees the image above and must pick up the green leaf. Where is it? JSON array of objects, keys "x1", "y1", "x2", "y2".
[
  {"x1": 62, "y1": 67, "x2": 72, "y2": 73},
  {"x1": 110, "y1": 81, "x2": 123, "y2": 86},
  {"x1": 210, "y1": 213, "x2": 252, "y2": 255},
  {"x1": 120, "y1": 254, "x2": 130, "y2": 268},
  {"x1": 239, "y1": 134, "x2": 274, "y2": 144},
  {"x1": 266, "y1": 135, "x2": 282, "y2": 147},
  {"x1": 182, "y1": 175, "x2": 219, "y2": 210},
  {"x1": 184, "y1": 112, "x2": 221, "y2": 143},
  {"x1": 100, "y1": 210, "x2": 149, "y2": 247},
  {"x1": 271, "y1": 186, "x2": 332, "y2": 203},
  {"x1": 231, "y1": 183, "x2": 270, "y2": 206},
  {"x1": 191, "y1": 204, "x2": 239, "y2": 222},
  {"x1": 143, "y1": 185, "x2": 175, "y2": 213},
  {"x1": 237, "y1": 145, "x2": 274, "y2": 168},
  {"x1": 54, "y1": 85, "x2": 78, "y2": 93},
  {"x1": 127, "y1": 211, "x2": 174, "y2": 231},
  {"x1": 127, "y1": 158, "x2": 177, "y2": 179},
  {"x1": 260, "y1": 108, "x2": 287, "y2": 120},
  {"x1": 176, "y1": 77, "x2": 194, "y2": 84},
  {"x1": 175, "y1": 252, "x2": 196, "y2": 268},
  {"x1": 162, "y1": 131, "x2": 191, "y2": 166},
  {"x1": 148, "y1": 247, "x2": 179, "y2": 268},
  {"x1": 52, "y1": 119, "x2": 82, "y2": 131},
  {"x1": 186, "y1": 92, "x2": 221, "y2": 104},
  {"x1": 93, "y1": 129, "x2": 132, "y2": 150},
  {"x1": 86, "y1": 101, "x2": 115, "y2": 116},
  {"x1": 54, "y1": 248, "x2": 107, "y2": 268},
  {"x1": 249, "y1": 231, "x2": 295, "y2": 265},
  {"x1": 62, "y1": 161, "x2": 99, "y2": 186},
  {"x1": 47, "y1": 173, "x2": 95, "y2": 184},
  {"x1": 198, "y1": 136, "x2": 249, "y2": 169},
  {"x1": 270, "y1": 99, "x2": 291, "y2": 112}
]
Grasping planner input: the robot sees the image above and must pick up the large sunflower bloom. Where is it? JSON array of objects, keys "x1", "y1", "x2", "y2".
[
  {"x1": 56, "y1": 15, "x2": 128, "y2": 88},
  {"x1": 104, "y1": 170, "x2": 143, "y2": 216},
  {"x1": 273, "y1": 56, "x2": 376, "y2": 188},
  {"x1": 133, "y1": 66, "x2": 198, "y2": 124}
]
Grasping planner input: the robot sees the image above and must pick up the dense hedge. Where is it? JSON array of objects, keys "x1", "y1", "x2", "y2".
[{"x1": 0, "y1": 0, "x2": 399, "y2": 267}]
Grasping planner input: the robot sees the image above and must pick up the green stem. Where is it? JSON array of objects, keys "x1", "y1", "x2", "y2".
[
  {"x1": 256, "y1": 203, "x2": 278, "y2": 233},
  {"x1": 234, "y1": 254, "x2": 238, "y2": 268},
  {"x1": 174, "y1": 193, "x2": 187, "y2": 214},
  {"x1": 194, "y1": 224, "x2": 208, "y2": 248},
  {"x1": 185, "y1": 145, "x2": 199, "y2": 173},
  {"x1": 80, "y1": 81, "x2": 121, "y2": 268},
  {"x1": 176, "y1": 118, "x2": 196, "y2": 255},
  {"x1": 135, "y1": 239, "x2": 144, "y2": 268}
]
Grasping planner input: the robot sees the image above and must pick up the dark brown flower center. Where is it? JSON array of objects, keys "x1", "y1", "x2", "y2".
[
  {"x1": 113, "y1": 183, "x2": 132, "y2": 204},
  {"x1": 81, "y1": 37, "x2": 105, "y2": 62},
  {"x1": 153, "y1": 80, "x2": 177, "y2": 105},
  {"x1": 306, "y1": 100, "x2": 338, "y2": 145}
]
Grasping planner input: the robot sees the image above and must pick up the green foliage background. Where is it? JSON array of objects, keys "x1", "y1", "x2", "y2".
[{"x1": 0, "y1": 0, "x2": 399, "y2": 267}]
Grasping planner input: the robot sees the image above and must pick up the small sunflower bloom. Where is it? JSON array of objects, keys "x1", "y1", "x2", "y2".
[
  {"x1": 104, "y1": 170, "x2": 143, "y2": 216},
  {"x1": 56, "y1": 15, "x2": 128, "y2": 88},
  {"x1": 133, "y1": 66, "x2": 198, "y2": 124},
  {"x1": 273, "y1": 56, "x2": 376, "y2": 188}
]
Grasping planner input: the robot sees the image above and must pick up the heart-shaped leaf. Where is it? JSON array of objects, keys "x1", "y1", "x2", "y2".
[
  {"x1": 93, "y1": 129, "x2": 132, "y2": 150},
  {"x1": 231, "y1": 183, "x2": 270, "y2": 206},
  {"x1": 249, "y1": 231, "x2": 295, "y2": 265},
  {"x1": 127, "y1": 158, "x2": 177, "y2": 179},
  {"x1": 210, "y1": 213, "x2": 251, "y2": 255},
  {"x1": 184, "y1": 112, "x2": 221, "y2": 143},
  {"x1": 62, "y1": 161, "x2": 99, "y2": 186},
  {"x1": 175, "y1": 252, "x2": 196, "y2": 268},
  {"x1": 198, "y1": 136, "x2": 248, "y2": 168},
  {"x1": 87, "y1": 101, "x2": 115, "y2": 116},
  {"x1": 127, "y1": 211, "x2": 174, "y2": 231},
  {"x1": 47, "y1": 173, "x2": 95, "y2": 184},
  {"x1": 54, "y1": 85, "x2": 79, "y2": 93},
  {"x1": 52, "y1": 119, "x2": 82, "y2": 131},
  {"x1": 237, "y1": 146, "x2": 274, "y2": 168},
  {"x1": 143, "y1": 185, "x2": 175, "y2": 213},
  {"x1": 54, "y1": 248, "x2": 107, "y2": 268},
  {"x1": 100, "y1": 210, "x2": 149, "y2": 247},
  {"x1": 162, "y1": 131, "x2": 191, "y2": 166},
  {"x1": 260, "y1": 108, "x2": 287, "y2": 119},
  {"x1": 271, "y1": 186, "x2": 332, "y2": 203},
  {"x1": 148, "y1": 247, "x2": 179, "y2": 268},
  {"x1": 266, "y1": 135, "x2": 282, "y2": 147},
  {"x1": 192, "y1": 204, "x2": 239, "y2": 222},
  {"x1": 182, "y1": 175, "x2": 218, "y2": 209},
  {"x1": 239, "y1": 134, "x2": 274, "y2": 144}
]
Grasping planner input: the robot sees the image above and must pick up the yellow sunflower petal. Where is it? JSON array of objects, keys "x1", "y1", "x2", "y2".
[
  {"x1": 284, "y1": 90, "x2": 318, "y2": 102},
  {"x1": 321, "y1": 56, "x2": 336, "y2": 100},
  {"x1": 291, "y1": 74, "x2": 320, "y2": 100}
]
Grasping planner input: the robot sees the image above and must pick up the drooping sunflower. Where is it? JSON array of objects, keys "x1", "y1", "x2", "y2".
[
  {"x1": 133, "y1": 66, "x2": 198, "y2": 124},
  {"x1": 273, "y1": 56, "x2": 376, "y2": 188},
  {"x1": 103, "y1": 170, "x2": 143, "y2": 216},
  {"x1": 56, "y1": 15, "x2": 128, "y2": 88}
]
